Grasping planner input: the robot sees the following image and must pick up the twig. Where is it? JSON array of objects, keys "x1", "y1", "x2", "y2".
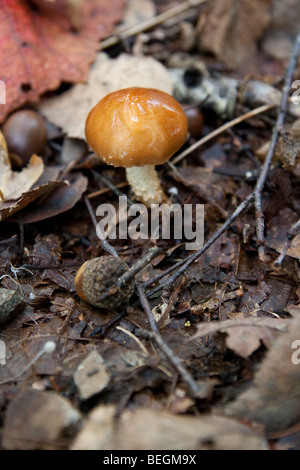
[
  {"x1": 143, "y1": 258, "x2": 187, "y2": 288},
  {"x1": 91, "y1": 170, "x2": 135, "y2": 205},
  {"x1": 147, "y1": 192, "x2": 254, "y2": 296},
  {"x1": 157, "y1": 275, "x2": 186, "y2": 328},
  {"x1": 117, "y1": 246, "x2": 161, "y2": 288},
  {"x1": 90, "y1": 310, "x2": 128, "y2": 338},
  {"x1": 93, "y1": 246, "x2": 162, "y2": 304},
  {"x1": 144, "y1": 32, "x2": 300, "y2": 292},
  {"x1": 99, "y1": 0, "x2": 208, "y2": 50},
  {"x1": 254, "y1": 31, "x2": 300, "y2": 262},
  {"x1": 116, "y1": 325, "x2": 149, "y2": 355},
  {"x1": 136, "y1": 283, "x2": 201, "y2": 397},
  {"x1": 274, "y1": 218, "x2": 300, "y2": 266},
  {"x1": 84, "y1": 195, "x2": 119, "y2": 258},
  {"x1": 87, "y1": 182, "x2": 128, "y2": 199},
  {"x1": 171, "y1": 103, "x2": 276, "y2": 165}
]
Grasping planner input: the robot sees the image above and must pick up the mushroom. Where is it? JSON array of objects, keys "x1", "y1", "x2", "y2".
[{"x1": 85, "y1": 87, "x2": 188, "y2": 207}]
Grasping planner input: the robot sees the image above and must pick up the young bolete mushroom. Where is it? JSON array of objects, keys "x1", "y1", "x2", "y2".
[{"x1": 85, "y1": 87, "x2": 188, "y2": 207}]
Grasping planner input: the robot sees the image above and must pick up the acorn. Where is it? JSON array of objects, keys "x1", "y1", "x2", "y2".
[
  {"x1": 74, "y1": 256, "x2": 135, "y2": 309},
  {"x1": 183, "y1": 106, "x2": 204, "y2": 139},
  {"x1": 2, "y1": 109, "x2": 47, "y2": 166}
]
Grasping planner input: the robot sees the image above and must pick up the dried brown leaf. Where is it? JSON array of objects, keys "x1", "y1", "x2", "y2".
[
  {"x1": 191, "y1": 317, "x2": 288, "y2": 358},
  {"x1": 197, "y1": 0, "x2": 272, "y2": 69},
  {"x1": 224, "y1": 314, "x2": 300, "y2": 432},
  {"x1": 266, "y1": 207, "x2": 300, "y2": 259},
  {"x1": 71, "y1": 405, "x2": 268, "y2": 450},
  {"x1": 169, "y1": 167, "x2": 235, "y2": 213},
  {"x1": 0, "y1": 0, "x2": 125, "y2": 122},
  {"x1": 73, "y1": 350, "x2": 111, "y2": 400},
  {"x1": 14, "y1": 172, "x2": 88, "y2": 224},
  {"x1": 2, "y1": 388, "x2": 81, "y2": 450}
]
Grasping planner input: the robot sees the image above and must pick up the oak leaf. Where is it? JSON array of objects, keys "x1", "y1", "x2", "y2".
[{"x1": 0, "y1": 0, "x2": 125, "y2": 123}]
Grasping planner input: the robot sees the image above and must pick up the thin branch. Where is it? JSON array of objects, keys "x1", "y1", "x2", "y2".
[
  {"x1": 84, "y1": 195, "x2": 119, "y2": 258},
  {"x1": 147, "y1": 192, "x2": 254, "y2": 297},
  {"x1": 143, "y1": 258, "x2": 187, "y2": 288},
  {"x1": 136, "y1": 283, "x2": 202, "y2": 397},
  {"x1": 87, "y1": 181, "x2": 128, "y2": 200},
  {"x1": 100, "y1": 0, "x2": 208, "y2": 50},
  {"x1": 117, "y1": 246, "x2": 161, "y2": 288},
  {"x1": 157, "y1": 275, "x2": 186, "y2": 328},
  {"x1": 144, "y1": 31, "x2": 300, "y2": 293},
  {"x1": 91, "y1": 170, "x2": 135, "y2": 205},
  {"x1": 254, "y1": 30, "x2": 300, "y2": 261},
  {"x1": 171, "y1": 103, "x2": 276, "y2": 165}
]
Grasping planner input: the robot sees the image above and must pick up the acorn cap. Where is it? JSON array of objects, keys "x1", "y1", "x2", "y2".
[{"x1": 85, "y1": 87, "x2": 188, "y2": 168}]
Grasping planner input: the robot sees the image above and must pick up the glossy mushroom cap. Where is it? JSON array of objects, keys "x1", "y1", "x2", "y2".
[{"x1": 85, "y1": 87, "x2": 188, "y2": 168}]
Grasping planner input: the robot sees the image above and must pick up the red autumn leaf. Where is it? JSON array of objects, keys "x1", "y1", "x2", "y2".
[{"x1": 0, "y1": 0, "x2": 125, "y2": 123}]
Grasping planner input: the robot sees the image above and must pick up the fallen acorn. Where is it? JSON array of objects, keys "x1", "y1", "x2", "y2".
[
  {"x1": 74, "y1": 256, "x2": 135, "y2": 309},
  {"x1": 2, "y1": 109, "x2": 47, "y2": 166}
]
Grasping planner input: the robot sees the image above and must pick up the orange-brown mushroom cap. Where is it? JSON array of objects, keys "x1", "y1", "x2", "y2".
[{"x1": 85, "y1": 87, "x2": 188, "y2": 167}]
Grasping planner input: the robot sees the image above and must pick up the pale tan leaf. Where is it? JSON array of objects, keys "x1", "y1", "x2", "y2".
[
  {"x1": 0, "y1": 154, "x2": 44, "y2": 201},
  {"x1": 71, "y1": 405, "x2": 268, "y2": 450},
  {"x1": 38, "y1": 52, "x2": 174, "y2": 140}
]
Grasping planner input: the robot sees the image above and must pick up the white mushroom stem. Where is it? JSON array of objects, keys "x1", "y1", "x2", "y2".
[{"x1": 126, "y1": 165, "x2": 167, "y2": 207}]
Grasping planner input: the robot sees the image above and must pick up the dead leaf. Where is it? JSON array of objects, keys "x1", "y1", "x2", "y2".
[
  {"x1": 12, "y1": 172, "x2": 87, "y2": 224},
  {"x1": 73, "y1": 350, "x2": 111, "y2": 400},
  {"x1": 0, "y1": 166, "x2": 65, "y2": 221},
  {"x1": 116, "y1": 0, "x2": 155, "y2": 32},
  {"x1": 2, "y1": 388, "x2": 82, "y2": 449},
  {"x1": 261, "y1": 0, "x2": 300, "y2": 60},
  {"x1": 197, "y1": 0, "x2": 272, "y2": 69},
  {"x1": 0, "y1": 180, "x2": 65, "y2": 222},
  {"x1": 70, "y1": 405, "x2": 268, "y2": 450},
  {"x1": 191, "y1": 317, "x2": 288, "y2": 358},
  {"x1": 224, "y1": 314, "x2": 300, "y2": 433},
  {"x1": 266, "y1": 207, "x2": 300, "y2": 259},
  {"x1": 191, "y1": 286, "x2": 243, "y2": 317},
  {"x1": 0, "y1": 154, "x2": 44, "y2": 201},
  {"x1": 0, "y1": 0, "x2": 125, "y2": 122},
  {"x1": 38, "y1": 53, "x2": 174, "y2": 140},
  {"x1": 169, "y1": 166, "x2": 232, "y2": 209},
  {"x1": 256, "y1": 128, "x2": 300, "y2": 169}
]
